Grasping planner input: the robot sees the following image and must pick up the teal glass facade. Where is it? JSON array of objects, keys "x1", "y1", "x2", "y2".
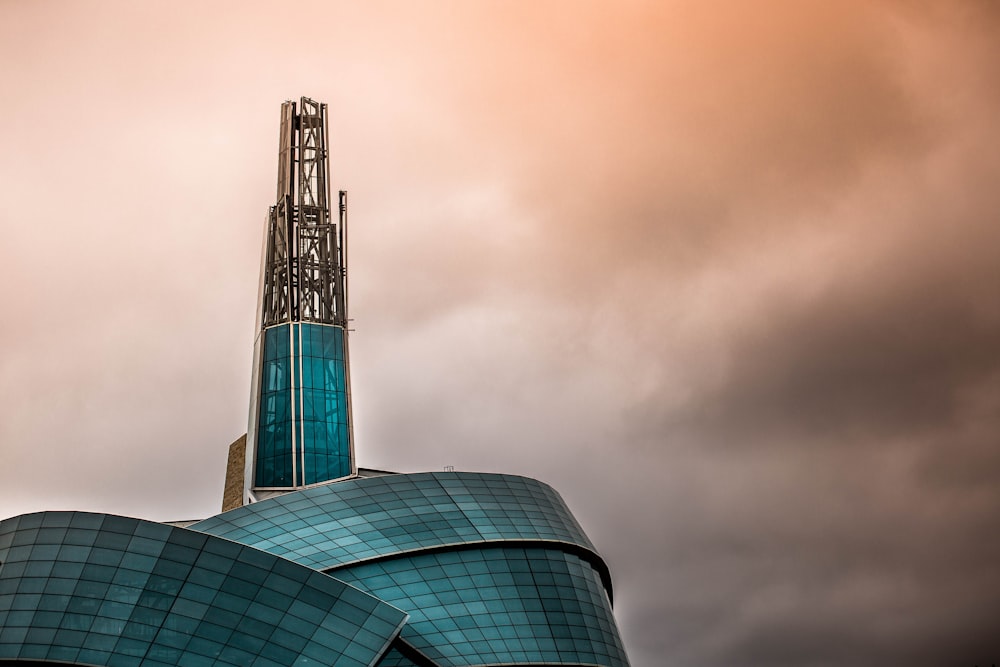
[
  {"x1": 192, "y1": 473, "x2": 604, "y2": 583},
  {"x1": 192, "y1": 472, "x2": 629, "y2": 666},
  {"x1": 0, "y1": 96, "x2": 630, "y2": 665},
  {"x1": 336, "y1": 547, "x2": 627, "y2": 667},
  {"x1": 255, "y1": 322, "x2": 352, "y2": 488},
  {"x1": 1, "y1": 475, "x2": 630, "y2": 666},
  {"x1": 0, "y1": 512, "x2": 407, "y2": 667}
]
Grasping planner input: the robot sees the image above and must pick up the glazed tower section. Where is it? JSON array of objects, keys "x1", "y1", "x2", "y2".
[{"x1": 247, "y1": 97, "x2": 354, "y2": 497}]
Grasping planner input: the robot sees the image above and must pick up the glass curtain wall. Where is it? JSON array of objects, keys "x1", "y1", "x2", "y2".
[{"x1": 254, "y1": 322, "x2": 351, "y2": 488}]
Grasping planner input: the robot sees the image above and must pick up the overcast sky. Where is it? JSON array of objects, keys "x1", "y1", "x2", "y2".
[{"x1": 2, "y1": 2, "x2": 999, "y2": 665}]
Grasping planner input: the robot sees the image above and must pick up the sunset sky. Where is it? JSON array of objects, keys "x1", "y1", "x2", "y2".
[{"x1": 2, "y1": 2, "x2": 999, "y2": 665}]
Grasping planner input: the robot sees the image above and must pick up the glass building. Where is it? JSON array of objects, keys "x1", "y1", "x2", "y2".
[
  {"x1": 0, "y1": 98, "x2": 630, "y2": 667},
  {"x1": 247, "y1": 96, "x2": 355, "y2": 495}
]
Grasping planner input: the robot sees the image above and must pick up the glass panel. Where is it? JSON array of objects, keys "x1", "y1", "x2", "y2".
[
  {"x1": 255, "y1": 323, "x2": 351, "y2": 488},
  {"x1": 297, "y1": 323, "x2": 351, "y2": 485},
  {"x1": 0, "y1": 512, "x2": 405, "y2": 667},
  {"x1": 256, "y1": 325, "x2": 294, "y2": 487},
  {"x1": 336, "y1": 547, "x2": 629, "y2": 667}
]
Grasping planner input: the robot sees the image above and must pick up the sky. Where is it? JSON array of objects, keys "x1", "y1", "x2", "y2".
[{"x1": 1, "y1": 1, "x2": 999, "y2": 665}]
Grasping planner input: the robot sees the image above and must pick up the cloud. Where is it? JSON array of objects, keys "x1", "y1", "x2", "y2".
[{"x1": 2, "y1": 2, "x2": 1000, "y2": 666}]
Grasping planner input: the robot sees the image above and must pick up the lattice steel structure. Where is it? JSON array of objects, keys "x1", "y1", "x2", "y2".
[
  {"x1": 261, "y1": 97, "x2": 347, "y2": 327},
  {"x1": 245, "y1": 97, "x2": 355, "y2": 499},
  {"x1": 0, "y1": 97, "x2": 633, "y2": 667}
]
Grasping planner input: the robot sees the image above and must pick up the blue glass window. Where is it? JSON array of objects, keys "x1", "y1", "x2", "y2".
[
  {"x1": 336, "y1": 547, "x2": 629, "y2": 667},
  {"x1": 255, "y1": 323, "x2": 351, "y2": 488},
  {"x1": 255, "y1": 325, "x2": 294, "y2": 487},
  {"x1": 0, "y1": 512, "x2": 406, "y2": 667}
]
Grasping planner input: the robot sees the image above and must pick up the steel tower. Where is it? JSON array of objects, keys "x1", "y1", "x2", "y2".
[
  {"x1": 0, "y1": 97, "x2": 632, "y2": 667},
  {"x1": 244, "y1": 97, "x2": 354, "y2": 501}
]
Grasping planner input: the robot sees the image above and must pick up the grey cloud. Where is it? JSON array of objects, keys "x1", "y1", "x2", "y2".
[
  {"x1": 645, "y1": 261, "x2": 1000, "y2": 447},
  {"x1": 3, "y1": 2, "x2": 1000, "y2": 667}
]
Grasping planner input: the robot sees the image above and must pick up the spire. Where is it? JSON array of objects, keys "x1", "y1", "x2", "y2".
[{"x1": 244, "y1": 97, "x2": 354, "y2": 500}]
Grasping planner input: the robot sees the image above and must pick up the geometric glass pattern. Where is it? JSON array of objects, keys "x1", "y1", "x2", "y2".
[
  {"x1": 191, "y1": 471, "x2": 630, "y2": 666},
  {"x1": 254, "y1": 323, "x2": 351, "y2": 488},
  {"x1": 0, "y1": 512, "x2": 407, "y2": 667},
  {"x1": 192, "y1": 473, "x2": 607, "y2": 589},
  {"x1": 0, "y1": 97, "x2": 631, "y2": 666},
  {"x1": 337, "y1": 547, "x2": 629, "y2": 667}
]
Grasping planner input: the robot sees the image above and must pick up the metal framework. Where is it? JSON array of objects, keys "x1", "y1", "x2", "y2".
[{"x1": 261, "y1": 97, "x2": 347, "y2": 328}]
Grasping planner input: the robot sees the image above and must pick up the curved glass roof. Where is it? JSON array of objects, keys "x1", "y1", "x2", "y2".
[
  {"x1": 191, "y1": 472, "x2": 610, "y2": 597},
  {"x1": 338, "y1": 546, "x2": 629, "y2": 667},
  {"x1": 0, "y1": 511, "x2": 406, "y2": 667}
]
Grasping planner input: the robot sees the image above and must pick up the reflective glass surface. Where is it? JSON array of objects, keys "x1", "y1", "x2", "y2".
[
  {"x1": 193, "y1": 473, "x2": 604, "y2": 587},
  {"x1": 295, "y1": 323, "x2": 350, "y2": 485},
  {"x1": 194, "y1": 472, "x2": 629, "y2": 665},
  {"x1": 256, "y1": 324, "x2": 293, "y2": 486},
  {"x1": 0, "y1": 512, "x2": 406, "y2": 667},
  {"x1": 255, "y1": 323, "x2": 351, "y2": 488},
  {"x1": 337, "y1": 547, "x2": 629, "y2": 667}
]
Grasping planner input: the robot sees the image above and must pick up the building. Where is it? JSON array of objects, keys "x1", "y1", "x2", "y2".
[{"x1": 0, "y1": 98, "x2": 631, "y2": 667}]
